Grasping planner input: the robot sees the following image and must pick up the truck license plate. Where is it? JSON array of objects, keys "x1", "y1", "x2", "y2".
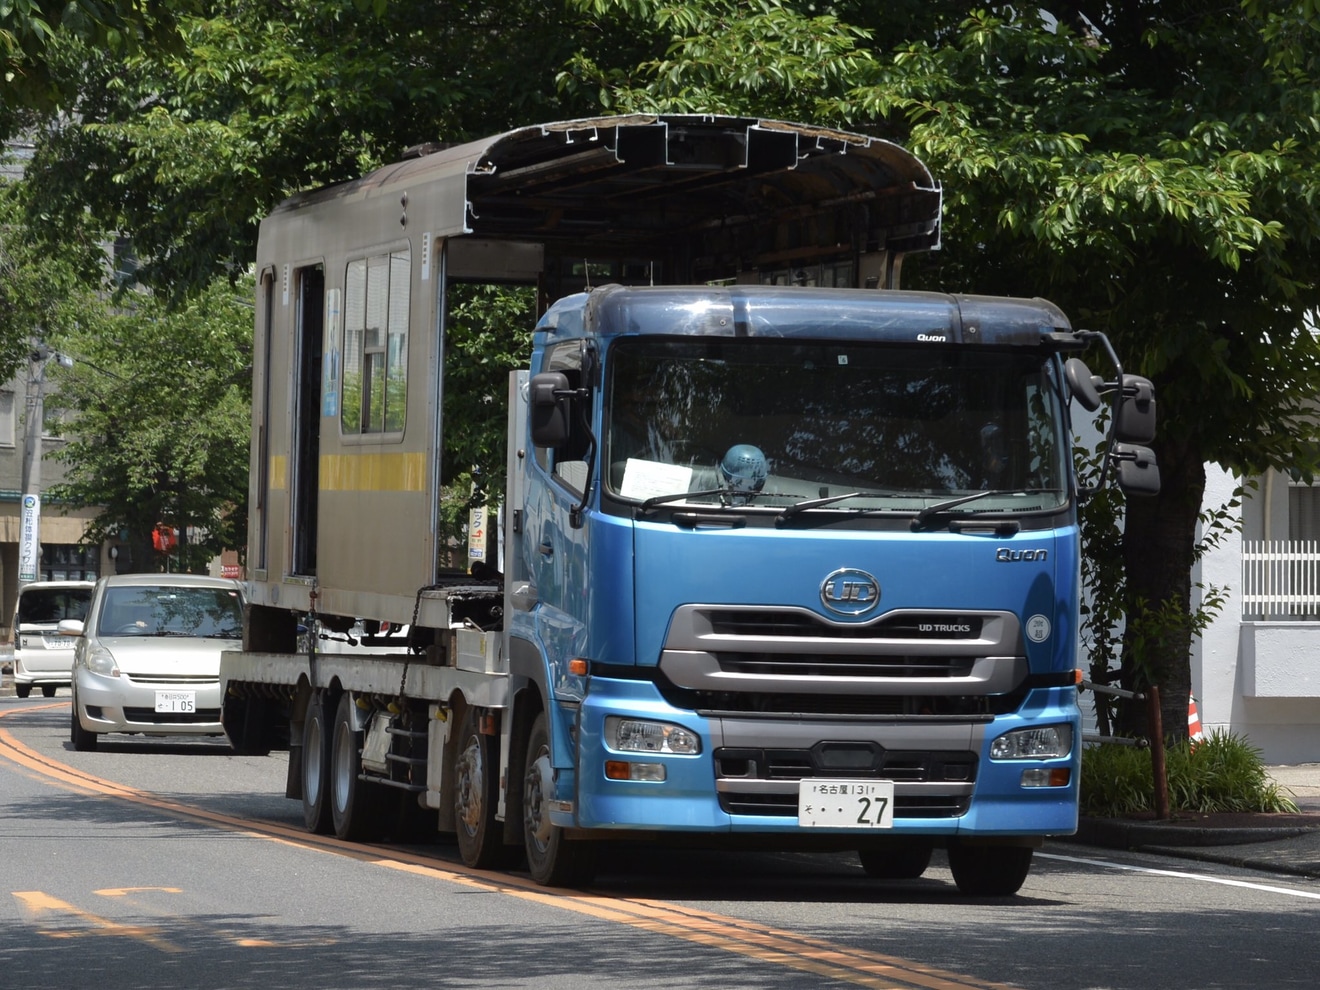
[
  {"x1": 798, "y1": 779, "x2": 895, "y2": 828},
  {"x1": 155, "y1": 691, "x2": 196, "y2": 714}
]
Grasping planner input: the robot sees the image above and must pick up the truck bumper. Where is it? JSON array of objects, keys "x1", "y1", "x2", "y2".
[{"x1": 569, "y1": 678, "x2": 1079, "y2": 838}]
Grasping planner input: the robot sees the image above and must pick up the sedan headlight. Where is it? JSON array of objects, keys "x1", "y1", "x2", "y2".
[
  {"x1": 605, "y1": 717, "x2": 700, "y2": 755},
  {"x1": 85, "y1": 644, "x2": 120, "y2": 677},
  {"x1": 990, "y1": 724, "x2": 1072, "y2": 760}
]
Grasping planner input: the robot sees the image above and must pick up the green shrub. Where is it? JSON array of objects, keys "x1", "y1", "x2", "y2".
[{"x1": 1079, "y1": 730, "x2": 1299, "y2": 817}]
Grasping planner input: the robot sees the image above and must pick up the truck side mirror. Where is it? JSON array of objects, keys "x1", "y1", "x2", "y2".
[
  {"x1": 1115, "y1": 375, "x2": 1156, "y2": 444},
  {"x1": 1113, "y1": 443, "x2": 1160, "y2": 496},
  {"x1": 529, "y1": 371, "x2": 571, "y2": 448},
  {"x1": 1064, "y1": 358, "x2": 1102, "y2": 412}
]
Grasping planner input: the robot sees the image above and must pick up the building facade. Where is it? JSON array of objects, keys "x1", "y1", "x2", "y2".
[
  {"x1": 0, "y1": 375, "x2": 105, "y2": 641},
  {"x1": 1195, "y1": 466, "x2": 1320, "y2": 764}
]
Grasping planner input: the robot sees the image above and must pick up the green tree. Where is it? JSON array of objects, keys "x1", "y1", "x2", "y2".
[
  {"x1": 46, "y1": 275, "x2": 253, "y2": 574},
  {"x1": 0, "y1": 0, "x2": 187, "y2": 127},
  {"x1": 18, "y1": 0, "x2": 625, "y2": 297},
  {"x1": 0, "y1": 178, "x2": 105, "y2": 390},
  {"x1": 563, "y1": 0, "x2": 1320, "y2": 738}
]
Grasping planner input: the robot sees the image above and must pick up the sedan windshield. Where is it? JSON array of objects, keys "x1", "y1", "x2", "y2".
[
  {"x1": 605, "y1": 338, "x2": 1068, "y2": 515},
  {"x1": 97, "y1": 586, "x2": 244, "y2": 638}
]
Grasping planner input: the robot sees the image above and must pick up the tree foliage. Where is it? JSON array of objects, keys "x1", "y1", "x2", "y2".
[
  {"x1": 0, "y1": 178, "x2": 106, "y2": 387},
  {"x1": 0, "y1": 0, "x2": 187, "y2": 126},
  {"x1": 46, "y1": 276, "x2": 252, "y2": 574}
]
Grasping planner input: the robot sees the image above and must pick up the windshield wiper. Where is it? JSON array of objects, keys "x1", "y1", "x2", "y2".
[
  {"x1": 639, "y1": 487, "x2": 769, "y2": 510},
  {"x1": 778, "y1": 491, "x2": 906, "y2": 520},
  {"x1": 910, "y1": 490, "x2": 1057, "y2": 531}
]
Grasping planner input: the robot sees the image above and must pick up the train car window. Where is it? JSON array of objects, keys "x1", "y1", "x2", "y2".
[{"x1": 341, "y1": 248, "x2": 410, "y2": 435}]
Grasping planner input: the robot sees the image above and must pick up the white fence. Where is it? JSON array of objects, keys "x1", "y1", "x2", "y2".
[{"x1": 1241, "y1": 540, "x2": 1320, "y2": 619}]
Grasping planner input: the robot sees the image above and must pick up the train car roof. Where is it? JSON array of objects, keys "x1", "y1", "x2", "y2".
[{"x1": 266, "y1": 114, "x2": 943, "y2": 264}]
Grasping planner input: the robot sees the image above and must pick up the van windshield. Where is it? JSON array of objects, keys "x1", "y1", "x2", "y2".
[{"x1": 17, "y1": 588, "x2": 92, "y2": 626}]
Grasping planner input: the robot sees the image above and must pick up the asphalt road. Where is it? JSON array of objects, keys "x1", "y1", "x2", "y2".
[{"x1": 3, "y1": 696, "x2": 1320, "y2": 990}]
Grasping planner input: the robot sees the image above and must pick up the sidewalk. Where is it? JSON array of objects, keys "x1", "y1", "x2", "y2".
[{"x1": 1060, "y1": 764, "x2": 1320, "y2": 879}]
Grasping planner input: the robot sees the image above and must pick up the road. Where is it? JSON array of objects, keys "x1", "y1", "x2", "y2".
[{"x1": 2, "y1": 696, "x2": 1319, "y2": 990}]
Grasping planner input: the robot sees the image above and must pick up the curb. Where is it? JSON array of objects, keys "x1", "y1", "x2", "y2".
[{"x1": 1063, "y1": 816, "x2": 1320, "y2": 850}]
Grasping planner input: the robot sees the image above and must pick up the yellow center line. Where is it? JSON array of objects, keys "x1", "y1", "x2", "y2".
[
  {"x1": 13, "y1": 890, "x2": 184, "y2": 953},
  {"x1": 0, "y1": 705, "x2": 1013, "y2": 989}
]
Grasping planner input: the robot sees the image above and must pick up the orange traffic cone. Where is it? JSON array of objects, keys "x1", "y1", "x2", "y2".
[{"x1": 1188, "y1": 695, "x2": 1206, "y2": 748}]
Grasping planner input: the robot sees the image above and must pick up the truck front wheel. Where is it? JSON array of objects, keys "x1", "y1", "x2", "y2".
[
  {"x1": 947, "y1": 843, "x2": 1033, "y2": 896},
  {"x1": 522, "y1": 712, "x2": 595, "y2": 887}
]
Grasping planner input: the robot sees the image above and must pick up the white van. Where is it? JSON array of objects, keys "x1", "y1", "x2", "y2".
[{"x1": 12, "y1": 581, "x2": 96, "y2": 698}]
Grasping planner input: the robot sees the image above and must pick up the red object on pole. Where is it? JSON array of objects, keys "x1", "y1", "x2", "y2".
[{"x1": 152, "y1": 524, "x2": 177, "y2": 553}]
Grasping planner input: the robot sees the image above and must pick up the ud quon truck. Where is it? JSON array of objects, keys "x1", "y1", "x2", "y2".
[{"x1": 220, "y1": 114, "x2": 1159, "y2": 895}]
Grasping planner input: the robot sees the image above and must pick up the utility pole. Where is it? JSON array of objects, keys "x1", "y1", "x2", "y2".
[{"x1": 18, "y1": 341, "x2": 72, "y2": 587}]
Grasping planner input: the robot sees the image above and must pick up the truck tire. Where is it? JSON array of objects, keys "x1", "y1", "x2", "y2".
[
  {"x1": 454, "y1": 706, "x2": 513, "y2": 868},
  {"x1": 330, "y1": 694, "x2": 380, "y2": 841},
  {"x1": 947, "y1": 843, "x2": 1033, "y2": 896},
  {"x1": 523, "y1": 712, "x2": 595, "y2": 887},
  {"x1": 70, "y1": 689, "x2": 98, "y2": 752},
  {"x1": 302, "y1": 695, "x2": 334, "y2": 833},
  {"x1": 858, "y1": 843, "x2": 933, "y2": 880}
]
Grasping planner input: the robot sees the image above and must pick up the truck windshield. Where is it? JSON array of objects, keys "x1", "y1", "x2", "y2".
[{"x1": 604, "y1": 338, "x2": 1069, "y2": 515}]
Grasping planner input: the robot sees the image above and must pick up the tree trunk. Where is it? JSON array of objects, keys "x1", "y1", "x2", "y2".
[{"x1": 1116, "y1": 434, "x2": 1205, "y2": 742}]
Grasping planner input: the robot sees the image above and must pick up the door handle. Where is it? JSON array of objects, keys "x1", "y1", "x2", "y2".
[{"x1": 539, "y1": 542, "x2": 554, "y2": 557}]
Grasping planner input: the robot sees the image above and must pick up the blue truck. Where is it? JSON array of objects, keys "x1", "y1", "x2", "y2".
[{"x1": 219, "y1": 115, "x2": 1157, "y2": 895}]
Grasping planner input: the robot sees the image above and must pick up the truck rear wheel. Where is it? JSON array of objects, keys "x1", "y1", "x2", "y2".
[
  {"x1": 858, "y1": 843, "x2": 933, "y2": 880},
  {"x1": 301, "y1": 695, "x2": 333, "y2": 834},
  {"x1": 523, "y1": 712, "x2": 595, "y2": 887},
  {"x1": 330, "y1": 694, "x2": 380, "y2": 841},
  {"x1": 947, "y1": 843, "x2": 1033, "y2": 896},
  {"x1": 454, "y1": 706, "x2": 513, "y2": 868}
]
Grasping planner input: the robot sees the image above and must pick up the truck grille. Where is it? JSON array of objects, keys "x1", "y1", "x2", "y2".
[
  {"x1": 714, "y1": 746, "x2": 978, "y2": 783},
  {"x1": 658, "y1": 605, "x2": 1028, "y2": 717}
]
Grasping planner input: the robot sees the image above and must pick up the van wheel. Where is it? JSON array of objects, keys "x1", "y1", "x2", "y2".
[
  {"x1": 15, "y1": 684, "x2": 31, "y2": 699},
  {"x1": 301, "y1": 695, "x2": 334, "y2": 833},
  {"x1": 948, "y1": 843, "x2": 1033, "y2": 896},
  {"x1": 454, "y1": 706, "x2": 513, "y2": 868},
  {"x1": 330, "y1": 694, "x2": 380, "y2": 841},
  {"x1": 523, "y1": 712, "x2": 595, "y2": 886},
  {"x1": 41, "y1": 685, "x2": 57, "y2": 698}
]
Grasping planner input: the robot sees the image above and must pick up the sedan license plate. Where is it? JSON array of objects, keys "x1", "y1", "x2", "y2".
[
  {"x1": 155, "y1": 691, "x2": 196, "y2": 714},
  {"x1": 798, "y1": 779, "x2": 895, "y2": 828}
]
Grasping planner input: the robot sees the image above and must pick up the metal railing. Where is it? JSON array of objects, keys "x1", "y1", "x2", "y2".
[{"x1": 1241, "y1": 539, "x2": 1320, "y2": 619}]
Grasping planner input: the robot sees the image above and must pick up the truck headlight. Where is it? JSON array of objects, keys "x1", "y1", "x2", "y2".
[
  {"x1": 990, "y1": 724, "x2": 1072, "y2": 760},
  {"x1": 605, "y1": 717, "x2": 700, "y2": 755}
]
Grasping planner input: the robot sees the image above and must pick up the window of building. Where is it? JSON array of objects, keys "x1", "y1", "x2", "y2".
[
  {"x1": 341, "y1": 249, "x2": 410, "y2": 436},
  {"x1": 41, "y1": 544, "x2": 99, "y2": 582},
  {"x1": 0, "y1": 389, "x2": 14, "y2": 446}
]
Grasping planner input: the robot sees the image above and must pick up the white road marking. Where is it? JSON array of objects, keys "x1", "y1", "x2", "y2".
[{"x1": 1038, "y1": 851, "x2": 1320, "y2": 900}]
